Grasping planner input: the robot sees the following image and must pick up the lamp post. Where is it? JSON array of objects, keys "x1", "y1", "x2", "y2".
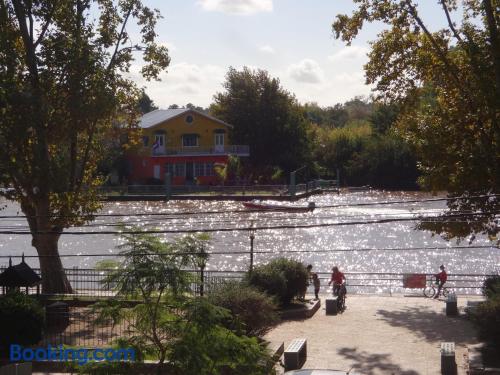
[{"x1": 249, "y1": 222, "x2": 255, "y2": 275}]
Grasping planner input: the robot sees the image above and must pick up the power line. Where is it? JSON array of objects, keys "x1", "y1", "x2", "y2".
[
  {"x1": 0, "y1": 245, "x2": 497, "y2": 258},
  {"x1": 0, "y1": 193, "x2": 498, "y2": 219},
  {"x1": 0, "y1": 209, "x2": 461, "y2": 230},
  {"x1": 0, "y1": 211, "x2": 497, "y2": 235}
]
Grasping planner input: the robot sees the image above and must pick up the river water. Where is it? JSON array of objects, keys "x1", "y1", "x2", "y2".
[{"x1": 0, "y1": 191, "x2": 498, "y2": 276}]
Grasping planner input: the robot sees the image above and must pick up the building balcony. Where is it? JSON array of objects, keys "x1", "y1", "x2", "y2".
[{"x1": 151, "y1": 145, "x2": 250, "y2": 157}]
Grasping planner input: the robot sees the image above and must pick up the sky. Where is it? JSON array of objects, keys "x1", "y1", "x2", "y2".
[{"x1": 126, "y1": 0, "x2": 454, "y2": 109}]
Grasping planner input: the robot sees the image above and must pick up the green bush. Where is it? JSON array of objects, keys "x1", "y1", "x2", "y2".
[
  {"x1": 246, "y1": 258, "x2": 308, "y2": 306},
  {"x1": 0, "y1": 292, "x2": 45, "y2": 354},
  {"x1": 482, "y1": 275, "x2": 500, "y2": 298},
  {"x1": 169, "y1": 298, "x2": 275, "y2": 375},
  {"x1": 208, "y1": 281, "x2": 279, "y2": 337},
  {"x1": 469, "y1": 276, "x2": 500, "y2": 359}
]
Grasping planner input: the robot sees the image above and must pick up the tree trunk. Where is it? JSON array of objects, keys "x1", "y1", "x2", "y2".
[{"x1": 33, "y1": 234, "x2": 73, "y2": 294}]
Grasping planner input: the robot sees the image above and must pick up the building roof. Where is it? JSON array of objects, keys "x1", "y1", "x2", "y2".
[
  {"x1": 0, "y1": 256, "x2": 41, "y2": 287},
  {"x1": 139, "y1": 108, "x2": 233, "y2": 129}
]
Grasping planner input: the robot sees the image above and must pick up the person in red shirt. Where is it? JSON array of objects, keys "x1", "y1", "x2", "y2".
[
  {"x1": 328, "y1": 266, "x2": 346, "y2": 296},
  {"x1": 434, "y1": 265, "x2": 448, "y2": 299}
]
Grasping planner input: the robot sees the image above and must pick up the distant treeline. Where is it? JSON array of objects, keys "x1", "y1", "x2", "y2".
[{"x1": 141, "y1": 67, "x2": 420, "y2": 189}]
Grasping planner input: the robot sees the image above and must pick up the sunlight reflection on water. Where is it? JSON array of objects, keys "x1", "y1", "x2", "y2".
[{"x1": 0, "y1": 191, "x2": 498, "y2": 275}]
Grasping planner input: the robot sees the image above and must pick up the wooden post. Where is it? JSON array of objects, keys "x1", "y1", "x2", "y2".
[{"x1": 164, "y1": 172, "x2": 171, "y2": 200}]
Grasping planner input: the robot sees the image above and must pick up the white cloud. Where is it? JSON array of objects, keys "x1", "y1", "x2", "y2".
[
  {"x1": 259, "y1": 45, "x2": 275, "y2": 54},
  {"x1": 127, "y1": 62, "x2": 226, "y2": 108},
  {"x1": 287, "y1": 59, "x2": 324, "y2": 84},
  {"x1": 159, "y1": 41, "x2": 177, "y2": 52},
  {"x1": 328, "y1": 45, "x2": 369, "y2": 62},
  {"x1": 198, "y1": 0, "x2": 273, "y2": 15}
]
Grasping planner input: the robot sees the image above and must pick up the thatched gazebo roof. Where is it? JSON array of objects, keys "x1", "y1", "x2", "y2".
[{"x1": 0, "y1": 255, "x2": 41, "y2": 288}]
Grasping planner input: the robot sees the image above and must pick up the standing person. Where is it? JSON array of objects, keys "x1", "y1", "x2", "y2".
[
  {"x1": 328, "y1": 266, "x2": 346, "y2": 296},
  {"x1": 434, "y1": 265, "x2": 447, "y2": 299},
  {"x1": 312, "y1": 272, "x2": 321, "y2": 300}
]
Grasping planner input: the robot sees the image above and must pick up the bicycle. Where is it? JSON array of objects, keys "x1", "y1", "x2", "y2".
[
  {"x1": 423, "y1": 278, "x2": 450, "y2": 298},
  {"x1": 332, "y1": 283, "x2": 347, "y2": 311}
]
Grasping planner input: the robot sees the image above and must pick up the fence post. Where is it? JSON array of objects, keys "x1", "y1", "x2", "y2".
[
  {"x1": 200, "y1": 266, "x2": 205, "y2": 297},
  {"x1": 164, "y1": 172, "x2": 171, "y2": 200},
  {"x1": 289, "y1": 171, "x2": 296, "y2": 197}
]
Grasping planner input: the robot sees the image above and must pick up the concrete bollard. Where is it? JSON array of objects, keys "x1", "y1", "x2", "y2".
[
  {"x1": 325, "y1": 297, "x2": 338, "y2": 315},
  {"x1": 284, "y1": 338, "x2": 307, "y2": 371},
  {"x1": 441, "y1": 342, "x2": 457, "y2": 375},
  {"x1": 446, "y1": 293, "x2": 458, "y2": 316}
]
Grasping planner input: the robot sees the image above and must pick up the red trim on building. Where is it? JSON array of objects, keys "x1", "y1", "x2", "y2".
[{"x1": 126, "y1": 155, "x2": 229, "y2": 185}]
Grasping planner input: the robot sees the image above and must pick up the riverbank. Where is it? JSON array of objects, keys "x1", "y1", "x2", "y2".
[
  {"x1": 266, "y1": 294, "x2": 482, "y2": 374},
  {"x1": 102, "y1": 188, "x2": 326, "y2": 202}
]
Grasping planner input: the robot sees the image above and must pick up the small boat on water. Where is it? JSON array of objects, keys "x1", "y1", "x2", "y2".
[{"x1": 242, "y1": 201, "x2": 315, "y2": 212}]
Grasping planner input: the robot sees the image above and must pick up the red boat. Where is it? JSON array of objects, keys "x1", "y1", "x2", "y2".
[{"x1": 242, "y1": 201, "x2": 315, "y2": 212}]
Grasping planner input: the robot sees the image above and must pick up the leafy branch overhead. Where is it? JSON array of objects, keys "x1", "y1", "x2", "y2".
[
  {"x1": 333, "y1": 0, "x2": 500, "y2": 240},
  {"x1": 0, "y1": 0, "x2": 170, "y2": 293}
]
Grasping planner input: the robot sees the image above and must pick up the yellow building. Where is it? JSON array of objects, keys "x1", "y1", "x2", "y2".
[{"x1": 127, "y1": 108, "x2": 249, "y2": 185}]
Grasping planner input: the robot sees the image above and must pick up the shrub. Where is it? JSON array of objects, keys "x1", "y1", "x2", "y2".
[
  {"x1": 168, "y1": 298, "x2": 275, "y2": 375},
  {"x1": 482, "y1": 275, "x2": 500, "y2": 298},
  {"x1": 208, "y1": 281, "x2": 279, "y2": 337},
  {"x1": 246, "y1": 258, "x2": 308, "y2": 306},
  {"x1": 468, "y1": 275, "x2": 500, "y2": 359},
  {"x1": 0, "y1": 292, "x2": 45, "y2": 354}
]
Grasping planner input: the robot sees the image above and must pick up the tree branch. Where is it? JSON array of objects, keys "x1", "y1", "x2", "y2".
[
  {"x1": 440, "y1": 0, "x2": 463, "y2": 43},
  {"x1": 483, "y1": 0, "x2": 500, "y2": 110},
  {"x1": 34, "y1": 1, "x2": 57, "y2": 48},
  {"x1": 106, "y1": 6, "x2": 133, "y2": 73}
]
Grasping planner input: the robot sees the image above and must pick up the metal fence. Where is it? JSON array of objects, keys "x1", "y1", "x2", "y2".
[
  {"x1": 41, "y1": 307, "x2": 131, "y2": 347},
  {"x1": 96, "y1": 179, "x2": 339, "y2": 197},
  {"x1": 0, "y1": 267, "x2": 494, "y2": 297}
]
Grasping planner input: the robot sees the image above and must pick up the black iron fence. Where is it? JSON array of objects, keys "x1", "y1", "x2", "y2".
[
  {"x1": 0, "y1": 266, "x2": 494, "y2": 297},
  {"x1": 96, "y1": 179, "x2": 339, "y2": 197}
]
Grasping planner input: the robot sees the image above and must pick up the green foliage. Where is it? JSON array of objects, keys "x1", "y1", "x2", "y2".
[
  {"x1": 137, "y1": 90, "x2": 158, "y2": 114},
  {"x1": 469, "y1": 276, "x2": 500, "y2": 359},
  {"x1": 333, "y1": 0, "x2": 500, "y2": 239},
  {"x1": 212, "y1": 67, "x2": 311, "y2": 172},
  {"x1": 168, "y1": 298, "x2": 275, "y2": 375},
  {"x1": 208, "y1": 280, "x2": 279, "y2": 337},
  {"x1": 0, "y1": 0, "x2": 169, "y2": 293},
  {"x1": 246, "y1": 258, "x2": 308, "y2": 306},
  {"x1": 94, "y1": 231, "x2": 272, "y2": 373},
  {"x1": 0, "y1": 292, "x2": 45, "y2": 354},
  {"x1": 482, "y1": 275, "x2": 500, "y2": 299},
  {"x1": 95, "y1": 230, "x2": 211, "y2": 365},
  {"x1": 346, "y1": 135, "x2": 419, "y2": 189}
]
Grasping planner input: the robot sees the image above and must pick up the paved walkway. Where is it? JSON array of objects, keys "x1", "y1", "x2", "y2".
[{"x1": 265, "y1": 294, "x2": 482, "y2": 375}]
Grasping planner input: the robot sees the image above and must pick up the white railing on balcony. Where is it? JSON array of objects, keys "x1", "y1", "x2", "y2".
[{"x1": 152, "y1": 145, "x2": 250, "y2": 156}]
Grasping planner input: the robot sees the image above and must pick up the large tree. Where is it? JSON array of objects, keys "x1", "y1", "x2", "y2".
[
  {"x1": 0, "y1": 0, "x2": 169, "y2": 293},
  {"x1": 211, "y1": 67, "x2": 311, "y2": 173},
  {"x1": 333, "y1": 0, "x2": 500, "y2": 240}
]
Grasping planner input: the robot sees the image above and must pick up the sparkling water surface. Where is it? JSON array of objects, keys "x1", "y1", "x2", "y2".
[{"x1": 0, "y1": 191, "x2": 498, "y2": 275}]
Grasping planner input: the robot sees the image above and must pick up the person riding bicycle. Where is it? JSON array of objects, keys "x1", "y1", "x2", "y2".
[
  {"x1": 434, "y1": 265, "x2": 447, "y2": 299},
  {"x1": 328, "y1": 266, "x2": 346, "y2": 296}
]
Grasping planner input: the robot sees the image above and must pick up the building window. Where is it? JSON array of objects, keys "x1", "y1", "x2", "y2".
[
  {"x1": 182, "y1": 134, "x2": 198, "y2": 147},
  {"x1": 185, "y1": 114, "x2": 194, "y2": 124},
  {"x1": 205, "y1": 162, "x2": 215, "y2": 176},
  {"x1": 142, "y1": 136, "x2": 149, "y2": 147},
  {"x1": 175, "y1": 163, "x2": 185, "y2": 177},
  {"x1": 194, "y1": 163, "x2": 205, "y2": 177}
]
